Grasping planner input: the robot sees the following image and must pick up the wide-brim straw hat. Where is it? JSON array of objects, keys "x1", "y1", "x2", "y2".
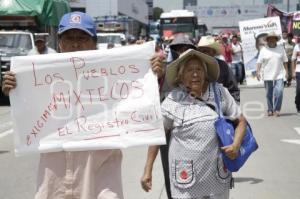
[
  {"x1": 197, "y1": 35, "x2": 222, "y2": 55},
  {"x1": 265, "y1": 31, "x2": 281, "y2": 41},
  {"x1": 166, "y1": 49, "x2": 220, "y2": 87}
]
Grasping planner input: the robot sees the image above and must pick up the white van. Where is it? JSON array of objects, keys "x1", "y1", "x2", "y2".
[{"x1": 96, "y1": 33, "x2": 126, "y2": 49}]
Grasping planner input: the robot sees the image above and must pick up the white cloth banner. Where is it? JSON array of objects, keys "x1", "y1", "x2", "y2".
[
  {"x1": 239, "y1": 16, "x2": 282, "y2": 86},
  {"x1": 10, "y1": 41, "x2": 166, "y2": 155}
]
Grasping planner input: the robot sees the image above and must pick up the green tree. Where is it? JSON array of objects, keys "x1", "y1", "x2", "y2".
[{"x1": 153, "y1": 7, "x2": 164, "y2": 21}]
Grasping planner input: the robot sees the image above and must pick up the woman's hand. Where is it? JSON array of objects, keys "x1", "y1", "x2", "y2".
[
  {"x1": 256, "y1": 72, "x2": 261, "y2": 81},
  {"x1": 222, "y1": 115, "x2": 247, "y2": 160},
  {"x1": 150, "y1": 54, "x2": 165, "y2": 79},
  {"x1": 140, "y1": 145, "x2": 159, "y2": 192},
  {"x1": 256, "y1": 63, "x2": 262, "y2": 81},
  {"x1": 140, "y1": 167, "x2": 153, "y2": 192},
  {"x1": 221, "y1": 144, "x2": 240, "y2": 160},
  {"x1": 2, "y1": 71, "x2": 17, "y2": 96}
]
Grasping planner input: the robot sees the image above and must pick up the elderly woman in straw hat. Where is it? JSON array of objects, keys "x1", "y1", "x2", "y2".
[
  {"x1": 160, "y1": 49, "x2": 246, "y2": 199},
  {"x1": 256, "y1": 31, "x2": 288, "y2": 117}
]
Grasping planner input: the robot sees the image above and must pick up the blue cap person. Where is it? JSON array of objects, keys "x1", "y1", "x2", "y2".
[
  {"x1": 1, "y1": 11, "x2": 165, "y2": 199},
  {"x1": 57, "y1": 11, "x2": 97, "y2": 52}
]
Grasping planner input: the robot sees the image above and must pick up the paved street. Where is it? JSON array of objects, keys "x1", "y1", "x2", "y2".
[{"x1": 0, "y1": 86, "x2": 300, "y2": 199}]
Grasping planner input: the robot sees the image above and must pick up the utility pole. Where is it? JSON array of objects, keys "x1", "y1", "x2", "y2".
[{"x1": 287, "y1": 0, "x2": 290, "y2": 12}]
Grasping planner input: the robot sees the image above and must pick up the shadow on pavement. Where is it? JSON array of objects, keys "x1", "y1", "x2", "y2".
[
  {"x1": 0, "y1": 150, "x2": 10, "y2": 155},
  {"x1": 276, "y1": 113, "x2": 298, "y2": 117},
  {"x1": 234, "y1": 177, "x2": 263, "y2": 184}
]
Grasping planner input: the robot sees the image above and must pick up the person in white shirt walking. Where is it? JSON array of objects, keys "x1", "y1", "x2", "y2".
[{"x1": 256, "y1": 32, "x2": 288, "y2": 117}]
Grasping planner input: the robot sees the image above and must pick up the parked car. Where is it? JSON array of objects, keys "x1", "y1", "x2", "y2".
[{"x1": 96, "y1": 33, "x2": 126, "y2": 49}]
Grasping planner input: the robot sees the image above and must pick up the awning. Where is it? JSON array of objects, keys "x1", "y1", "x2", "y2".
[{"x1": 0, "y1": 0, "x2": 70, "y2": 26}]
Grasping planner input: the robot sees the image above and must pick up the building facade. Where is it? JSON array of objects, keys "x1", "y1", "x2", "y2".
[
  {"x1": 154, "y1": 0, "x2": 300, "y2": 33},
  {"x1": 146, "y1": 0, "x2": 154, "y2": 20},
  {"x1": 68, "y1": 0, "x2": 149, "y2": 37}
]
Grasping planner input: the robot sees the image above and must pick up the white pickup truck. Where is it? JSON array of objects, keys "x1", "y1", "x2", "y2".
[
  {"x1": 96, "y1": 33, "x2": 126, "y2": 49},
  {"x1": 0, "y1": 31, "x2": 34, "y2": 103},
  {"x1": 0, "y1": 31, "x2": 34, "y2": 72}
]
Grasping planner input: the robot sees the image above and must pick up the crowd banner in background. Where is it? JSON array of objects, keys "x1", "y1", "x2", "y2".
[
  {"x1": 239, "y1": 16, "x2": 282, "y2": 86},
  {"x1": 292, "y1": 12, "x2": 300, "y2": 35},
  {"x1": 267, "y1": 4, "x2": 300, "y2": 35},
  {"x1": 10, "y1": 41, "x2": 166, "y2": 156},
  {"x1": 267, "y1": 4, "x2": 293, "y2": 32}
]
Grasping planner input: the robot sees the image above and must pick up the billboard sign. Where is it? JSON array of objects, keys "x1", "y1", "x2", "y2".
[{"x1": 239, "y1": 16, "x2": 282, "y2": 86}]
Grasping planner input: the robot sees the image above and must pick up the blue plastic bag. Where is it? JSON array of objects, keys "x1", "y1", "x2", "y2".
[{"x1": 213, "y1": 83, "x2": 258, "y2": 172}]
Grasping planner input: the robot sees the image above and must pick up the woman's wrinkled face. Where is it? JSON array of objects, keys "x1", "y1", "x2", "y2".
[{"x1": 180, "y1": 58, "x2": 206, "y2": 95}]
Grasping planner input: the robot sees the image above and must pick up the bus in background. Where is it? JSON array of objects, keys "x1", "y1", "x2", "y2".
[{"x1": 159, "y1": 10, "x2": 199, "y2": 40}]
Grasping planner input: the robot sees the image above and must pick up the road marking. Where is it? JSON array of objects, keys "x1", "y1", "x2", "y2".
[
  {"x1": 0, "y1": 121, "x2": 12, "y2": 132},
  {"x1": 281, "y1": 127, "x2": 300, "y2": 145},
  {"x1": 281, "y1": 139, "x2": 300, "y2": 145},
  {"x1": 295, "y1": 127, "x2": 300, "y2": 136},
  {"x1": 0, "y1": 129, "x2": 13, "y2": 139}
]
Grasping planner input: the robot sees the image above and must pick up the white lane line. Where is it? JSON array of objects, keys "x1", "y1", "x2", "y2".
[
  {"x1": 295, "y1": 127, "x2": 300, "y2": 136},
  {"x1": 281, "y1": 139, "x2": 300, "y2": 145},
  {"x1": 280, "y1": 127, "x2": 300, "y2": 145},
  {"x1": 0, "y1": 129, "x2": 13, "y2": 139}
]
